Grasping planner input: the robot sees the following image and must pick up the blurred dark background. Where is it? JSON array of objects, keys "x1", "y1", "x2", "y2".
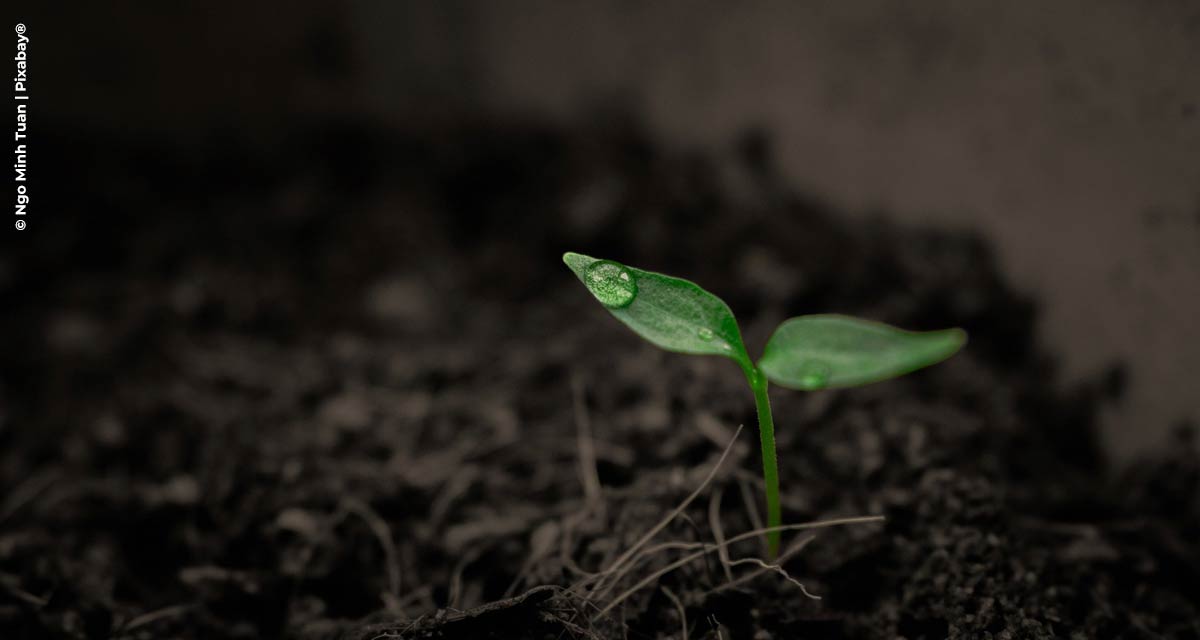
[
  {"x1": 4, "y1": 4, "x2": 1200, "y2": 638},
  {"x1": 8, "y1": 1, "x2": 1200, "y2": 454}
]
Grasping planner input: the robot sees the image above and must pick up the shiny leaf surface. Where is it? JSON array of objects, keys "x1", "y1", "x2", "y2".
[
  {"x1": 758, "y1": 314, "x2": 966, "y2": 390},
  {"x1": 563, "y1": 252, "x2": 752, "y2": 370}
]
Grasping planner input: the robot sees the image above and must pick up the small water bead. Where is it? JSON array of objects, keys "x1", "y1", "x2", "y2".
[
  {"x1": 697, "y1": 327, "x2": 715, "y2": 342},
  {"x1": 797, "y1": 359, "x2": 832, "y2": 390},
  {"x1": 584, "y1": 260, "x2": 637, "y2": 308}
]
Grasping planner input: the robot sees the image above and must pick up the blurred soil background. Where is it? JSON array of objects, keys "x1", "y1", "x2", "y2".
[{"x1": 18, "y1": 0, "x2": 1200, "y2": 454}]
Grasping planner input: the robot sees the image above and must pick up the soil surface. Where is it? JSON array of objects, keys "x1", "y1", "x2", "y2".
[{"x1": 2, "y1": 119, "x2": 1198, "y2": 639}]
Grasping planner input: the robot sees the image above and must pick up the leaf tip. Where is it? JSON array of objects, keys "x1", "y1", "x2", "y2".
[
  {"x1": 562, "y1": 251, "x2": 595, "y2": 277},
  {"x1": 920, "y1": 326, "x2": 968, "y2": 367}
]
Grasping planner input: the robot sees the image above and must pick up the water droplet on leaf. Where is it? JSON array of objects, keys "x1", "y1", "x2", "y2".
[
  {"x1": 584, "y1": 260, "x2": 637, "y2": 308},
  {"x1": 797, "y1": 360, "x2": 831, "y2": 390},
  {"x1": 697, "y1": 327, "x2": 715, "y2": 341}
]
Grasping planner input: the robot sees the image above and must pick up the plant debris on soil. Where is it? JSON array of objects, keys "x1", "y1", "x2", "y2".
[{"x1": 1, "y1": 117, "x2": 1198, "y2": 639}]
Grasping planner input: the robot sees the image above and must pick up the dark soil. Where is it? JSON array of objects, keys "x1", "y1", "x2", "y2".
[{"x1": 2, "y1": 117, "x2": 1198, "y2": 639}]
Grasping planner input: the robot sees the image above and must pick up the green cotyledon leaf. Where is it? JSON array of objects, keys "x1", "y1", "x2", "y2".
[
  {"x1": 563, "y1": 252, "x2": 753, "y2": 371},
  {"x1": 758, "y1": 314, "x2": 966, "y2": 391}
]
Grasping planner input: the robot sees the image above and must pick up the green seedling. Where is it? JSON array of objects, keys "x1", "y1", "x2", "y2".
[{"x1": 563, "y1": 252, "x2": 966, "y2": 555}]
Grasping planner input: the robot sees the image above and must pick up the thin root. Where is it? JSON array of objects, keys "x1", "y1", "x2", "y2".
[
  {"x1": 705, "y1": 533, "x2": 815, "y2": 595},
  {"x1": 592, "y1": 516, "x2": 883, "y2": 621},
  {"x1": 661, "y1": 585, "x2": 688, "y2": 640},
  {"x1": 726, "y1": 555, "x2": 820, "y2": 600},
  {"x1": 708, "y1": 487, "x2": 734, "y2": 582},
  {"x1": 588, "y1": 425, "x2": 744, "y2": 601}
]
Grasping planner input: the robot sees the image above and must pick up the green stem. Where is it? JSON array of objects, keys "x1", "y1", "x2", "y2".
[{"x1": 747, "y1": 366, "x2": 781, "y2": 557}]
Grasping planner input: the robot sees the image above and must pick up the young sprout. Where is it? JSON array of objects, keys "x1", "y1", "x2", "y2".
[{"x1": 563, "y1": 252, "x2": 966, "y2": 555}]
